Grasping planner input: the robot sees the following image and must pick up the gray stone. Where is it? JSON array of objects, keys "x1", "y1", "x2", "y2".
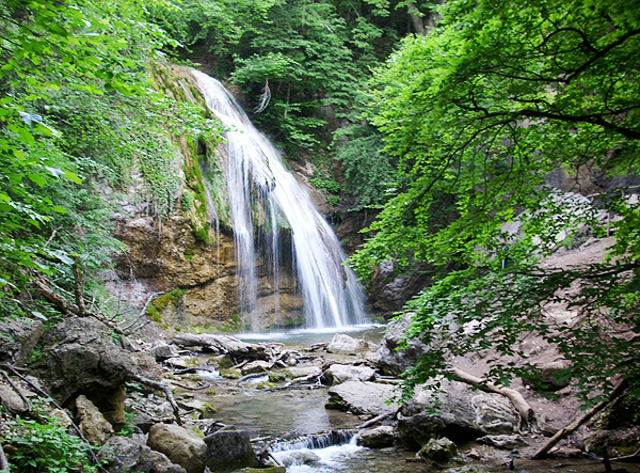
[
  {"x1": 147, "y1": 423, "x2": 206, "y2": 473},
  {"x1": 75, "y1": 394, "x2": 114, "y2": 446},
  {"x1": 204, "y1": 429, "x2": 260, "y2": 473},
  {"x1": 98, "y1": 436, "x2": 154, "y2": 473},
  {"x1": 0, "y1": 318, "x2": 43, "y2": 366},
  {"x1": 152, "y1": 343, "x2": 179, "y2": 362},
  {"x1": 326, "y1": 380, "x2": 398, "y2": 416},
  {"x1": 0, "y1": 383, "x2": 32, "y2": 414},
  {"x1": 150, "y1": 450, "x2": 188, "y2": 473},
  {"x1": 284, "y1": 365, "x2": 321, "y2": 379},
  {"x1": 372, "y1": 313, "x2": 428, "y2": 376},
  {"x1": 273, "y1": 449, "x2": 320, "y2": 467},
  {"x1": 326, "y1": 333, "x2": 370, "y2": 355},
  {"x1": 322, "y1": 364, "x2": 375, "y2": 386},
  {"x1": 357, "y1": 426, "x2": 396, "y2": 448},
  {"x1": 241, "y1": 360, "x2": 270, "y2": 375},
  {"x1": 418, "y1": 437, "x2": 457, "y2": 464},
  {"x1": 397, "y1": 380, "x2": 520, "y2": 446},
  {"x1": 33, "y1": 317, "x2": 159, "y2": 405},
  {"x1": 476, "y1": 434, "x2": 527, "y2": 449}
]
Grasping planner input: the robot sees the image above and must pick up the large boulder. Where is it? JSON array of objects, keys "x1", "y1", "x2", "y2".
[
  {"x1": 397, "y1": 380, "x2": 520, "y2": 447},
  {"x1": 203, "y1": 429, "x2": 260, "y2": 473},
  {"x1": 371, "y1": 313, "x2": 428, "y2": 376},
  {"x1": 322, "y1": 364, "x2": 375, "y2": 386},
  {"x1": 0, "y1": 318, "x2": 43, "y2": 366},
  {"x1": 326, "y1": 381, "x2": 398, "y2": 417},
  {"x1": 418, "y1": 437, "x2": 457, "y2": 464},
  {"x1": 147, "y1": 423, "x2": 207, "y2": 473},
  {"x1": 33, "y1": 317, "x2": 159, "y2": 405}
]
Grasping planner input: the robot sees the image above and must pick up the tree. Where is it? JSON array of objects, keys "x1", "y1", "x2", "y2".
[{"x1": 351, "y1": 0, "x2": 640, "y2": 405}]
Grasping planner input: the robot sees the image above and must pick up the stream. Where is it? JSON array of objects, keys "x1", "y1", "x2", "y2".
[{"x1": 177, "y1": 327, "x2": 638, "y2": 473}]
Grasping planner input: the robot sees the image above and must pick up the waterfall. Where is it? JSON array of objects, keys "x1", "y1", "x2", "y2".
[{"x1": 192, "y1": 70, "x2": 367, "y2": 331}]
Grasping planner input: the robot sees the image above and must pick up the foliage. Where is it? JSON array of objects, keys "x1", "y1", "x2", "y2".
[
  {"x1": 352, "y1": 0, "x2": 640, "y2": 404},
  {"x1": 334, "y1": 124, "x2": 397, "y2": 211},
  {"x1": 3, "y1": 408, "x2": 100, "y2": 473}
]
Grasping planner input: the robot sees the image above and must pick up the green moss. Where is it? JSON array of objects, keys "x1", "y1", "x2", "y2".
[
  {"x1": 146, "y1": 288, "x2": 186, "y2": 322},
  {"x1": 268, "y1": 372, "x2": 285, "y2": 383},
  {"x1": 257, "y1": 382, "x2": 277, "y2": 390},
  {"x1": 220, "y1": 369, "x2": 241, "y2": 379}
]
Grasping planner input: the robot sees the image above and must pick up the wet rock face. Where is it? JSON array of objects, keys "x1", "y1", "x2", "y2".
[
  {"x1": 367, "y1": 260, "x2": 434, "y2": 318},
  {"x1": 108, "y1": 215, "x2": 239, "y2": 329},
  {"x1": 326, "y1": 380, "x2": 399, "y2": 417}
]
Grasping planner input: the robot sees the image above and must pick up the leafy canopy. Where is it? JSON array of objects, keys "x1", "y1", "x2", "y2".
[{"x1": 351, "y1": 0, "x2": 640, "y2": 404}]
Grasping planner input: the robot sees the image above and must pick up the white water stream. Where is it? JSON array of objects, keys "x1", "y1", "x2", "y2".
[{"x1": 192, "y1": 70, "x2": 367, "y2": 331}]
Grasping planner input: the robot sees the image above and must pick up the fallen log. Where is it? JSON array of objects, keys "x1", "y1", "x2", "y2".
[
  {"x1": 172, "y1": 333, "x2": 268, "y2": 359},
  {"x1": 130, "y1": 374, "x2": 183, "y2": 426},
  {"x1": 531, "y1": 379, "x2": 628, "y2": 459},
  {"x1": 449, "y1": 367, "x2": 537, "y2": 431}
]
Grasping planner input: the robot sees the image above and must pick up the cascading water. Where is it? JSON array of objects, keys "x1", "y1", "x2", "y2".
[{"x1": 192, "y1": 70, "x2": 367, "y2": 331}]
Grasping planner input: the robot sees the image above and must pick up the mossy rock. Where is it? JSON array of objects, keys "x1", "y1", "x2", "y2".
[{"x1": 220, "y1": 369, "x2": 241, "y2": 379}]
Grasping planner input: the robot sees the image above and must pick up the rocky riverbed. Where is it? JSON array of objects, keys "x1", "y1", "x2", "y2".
[{"x1": 1, "y1": 311, "x2": 638, "y2": 473}]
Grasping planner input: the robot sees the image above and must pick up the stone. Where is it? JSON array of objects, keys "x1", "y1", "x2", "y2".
[
  {"x1": 152, "y1": 343, "x2": 179, "y2": 361},
  {"x1": 326, "y1": 333, "x2": 370, "y2": 355},
  {"x1": 476, "y1": 434, "x2": 527, "y2": 449},
  {"x1": 98, "y1": 436, "x2": 154, "y2": 473},
  {"x1": 75, "y1": 394, "x2": 114, "y2": 446},
  {"x1": 326, "y1": 380, "x2": 398, "y2": 416},
  {"x1": 147, "y1": 423, "x2": 207, "y2": 473},
  {"x1": 203, "y1": 429, "x2": 260, "y2": 473},
  {"x1": 150, "y1": 450, "x2": 188, "y2": 473},
  {"x1": 284, "y1": 365, "x2": 321, "y2": 379},
  {"x1": 273, "y1": 449, "x2": 320, "y2": 467},
  {"x1": 372, "y1": 313, "x2": 428, "y2": 376},
  {"x1": 33, "y1": 317, "x2": 159, "y2": 405},
  {"x1": 397, "y1": 380, "x2": 520, "y2": 447},
  {"x1": 322, "y1": 364, "x2": 375, "y2": 386},
  {"x1": 241, "y1": 360, "x2": 271, "y2": 375},
  {"x1": 357, "y1": 426, "x2": 396, "y2": 448},
  {"x1": 0, "y1": 383, "x2": 31, "y2": 414},
  {"x1": 418, "y1": 437, "x2": 457, "y2": 464},
  {"x1": 233, "y1": 468, "x2": 286, "y2": 473},
  {"x1": 0, "y1": 318, "x2": 43, "y2": 366}
]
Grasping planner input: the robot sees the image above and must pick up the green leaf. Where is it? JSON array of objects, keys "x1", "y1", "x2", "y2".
[{"x1": 63, "y1": 171, "x2": 82, "y2": 185}]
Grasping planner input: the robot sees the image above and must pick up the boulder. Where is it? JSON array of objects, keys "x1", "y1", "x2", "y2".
[
  {"x1": 418, "y1": 437, "x2": 457, "y2": 464},
  {"x1": 326, "y1": 333, "x2": 370, "y2": 355},
  {"x1": 0, "y1": 382, "x2": 33, "y2": 414},
  {"x1": 371, "y1": 313, "x2": 428, "y2": 376},
  {"x1": 204, "y1": 429, "x2": 260, "y2": 472},
  {"x1": 98, "y1": 436, "x2": 154, "y2": 473},
  {"x1": 357, "y1": 426, "x2": 396, "y2": 448},
  {"x1": 0, "y1": 318, "x2": 43, "y2": 366},
  {"x1": 151, "y1": 343, "x2": 179, "y2": 362},
  {"x1": 147, "y1": 423, "x2": 206, "y2": 473},
  {"x1": 75, "y1": 394, "x2": 114, "y2": 446},
  {"x1": 272, "y1": 449, "x2": 320, "y2": 467},
  {"x1": 241, "y1": 360, "x2": 271, "y2": 375},
  {"x1": 150, "y1": 450, "x2": 188, "y2": 473},
  {"x1": 284, "y1": 365, "x2": 321, "y2": 379},
  {"x1": 397, "y1": 380, "x2": 520, "y2": 447},
  {"x1": 326, "y1": 381, "x2": 398, "y2": 416},
  {"x1": 322, "y1": 364, "x2": 375, "y2": 386},
  {"x1": 33, "y1": 317, "x2": 159, "y2": 405}
]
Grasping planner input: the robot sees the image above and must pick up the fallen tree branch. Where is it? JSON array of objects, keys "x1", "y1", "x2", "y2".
[
  {"x1": 130, "y1": 375, "x2": 182, "y2": 426},
  {"x1": 357, "y1": 411, "x2": 396, "y2": 430},
  {"x1": 0, "y1": 369, "x2": 31, "y2": 413},
  {"x1": 611, "y1": 447, "x2": 640, "y2": 463},
  {"x1": 449, "y1": 367, "x2": 537, "y2": 431},
  {"x1": 531, "y1": 379, "x2": 628, "y2": 459}
]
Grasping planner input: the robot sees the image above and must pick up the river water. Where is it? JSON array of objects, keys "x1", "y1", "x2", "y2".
[{"x1": 190, "y1": 327, "x2": 638, "y2": 473}]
